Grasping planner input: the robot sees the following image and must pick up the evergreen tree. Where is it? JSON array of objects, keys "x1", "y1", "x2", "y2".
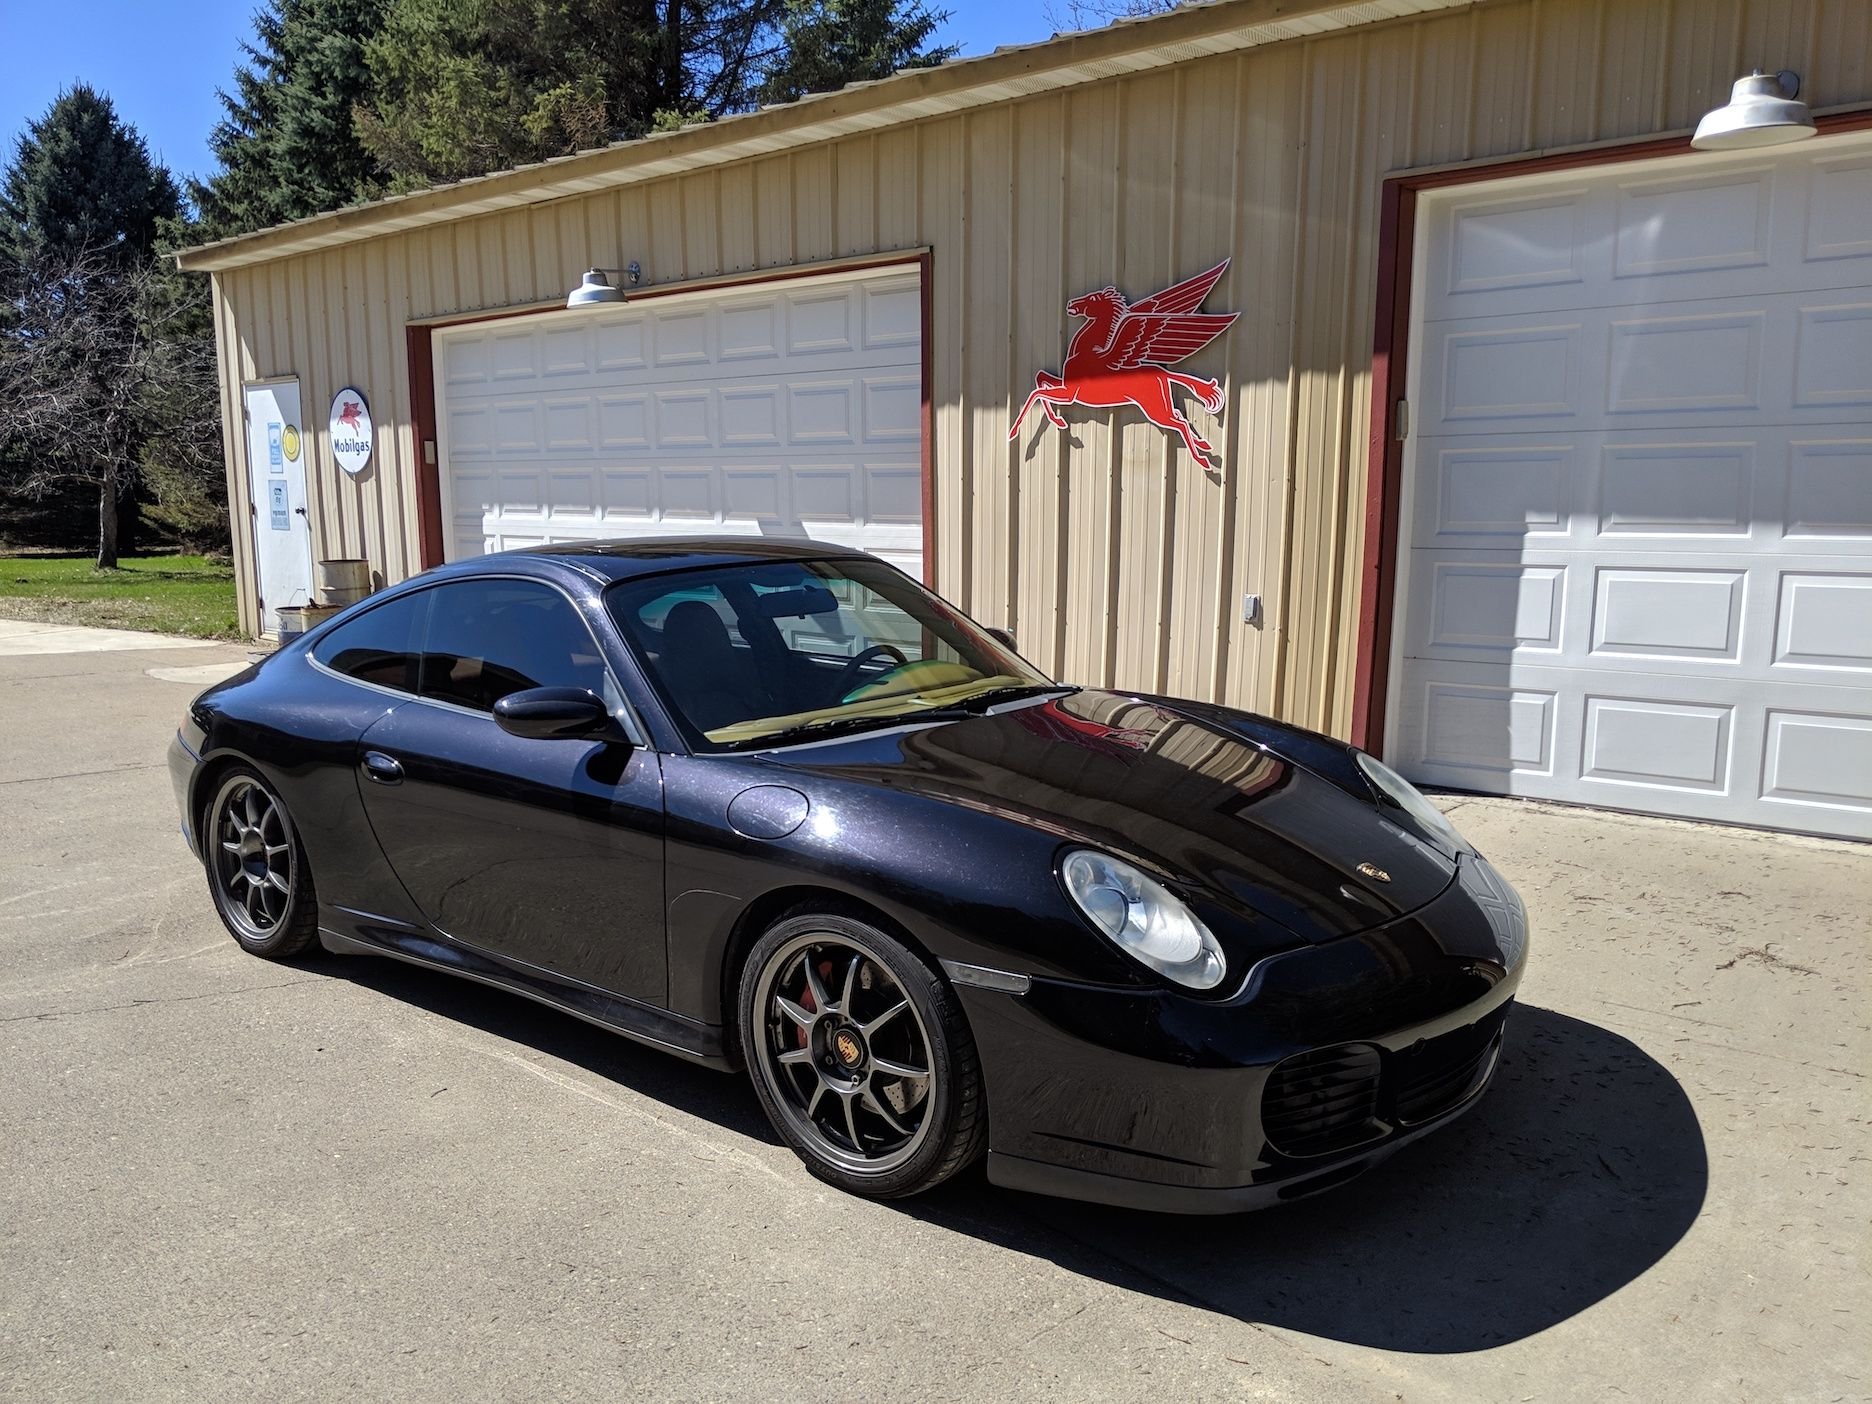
[
  {"x1": 757, "y1": 0, "x2": 952, "y2": 107},
  {"x1": 194, "y1": 0, "x2": 389, "y2": 239},
  {"x1": 1, "y1": 85, "x2": 180, "y2": 271},
  {"x1": 354, "y1": 0, "x2": 955, "y2": 188}
]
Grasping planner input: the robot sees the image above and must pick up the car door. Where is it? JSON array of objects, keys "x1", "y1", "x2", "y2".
[{"x1": 353, "y1": 575, "x2": 666, "y2": 1005}]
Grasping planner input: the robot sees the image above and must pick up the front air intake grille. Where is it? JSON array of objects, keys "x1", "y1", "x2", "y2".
[
  {"x1": 1261, "y1": 1044, "x2": 1384, "y2": 1158},
  {"x1": 1393, "y1": 1018, "x2": 1504, "y2": 1125}
]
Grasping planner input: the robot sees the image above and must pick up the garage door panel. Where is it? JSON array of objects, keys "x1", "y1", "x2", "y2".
[
  {"x1": 1415, "y1": 559, "x2": 1565, "y2": 656},
  {"x1": 1580, "y1": 694, "x2": 1734, "y2": 794},
  {"x1": 1774, "y1": 573, "x2": 1872, "y2": 672},
  {"x1": 1422, "y1": 298, "x2": 1872, "y2": 434},
  {"x1": 436, "y1": 267, "x2": 925, "y2": 577},
  {"x1": 1792, "y1": 301, "x2": 1872, "y2": 408},
  {"x1": 653, "y1": 389, "x2": 713, "y2": 447},
  {"x1": 1762, "y1": 709, "x2": 1872, "y2": 821},
  {"x1": 1588, "y1": 567, "x2": 1744, "y2": 663},
  {"x1": 1416, "y1": 442, "x2": 1575, "y2": 545},
  {"x1": 1805, "y1": 151, "x2": 1872, "y2": 263},
  {"x1": 1595, "y1": 439, "x2": 1754, "y2": 537},
  {"x1": 1426, "y1": 322, "x2": 1582, "y2": 425},
  {"x1": 1424, "y1": 143, "x2": 1872, "y2": 319},
  {"x1": 1394, "y1": 134, "x2": 1872, "y2": 839},
  {"x1": 1393, "y1": 664, "x2": 1561, "y2": 781},
  {"x1": 1612, "y1": 164, "x2": 1774, "y2": 282},
  {"x1": 1786, "y1": 438, "x2": 1872, "y2": 536}
]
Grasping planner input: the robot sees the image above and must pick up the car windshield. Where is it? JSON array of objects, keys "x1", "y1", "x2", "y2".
[{"x1": 606, "y1": 556, "x2": 1058, "y2": 751}]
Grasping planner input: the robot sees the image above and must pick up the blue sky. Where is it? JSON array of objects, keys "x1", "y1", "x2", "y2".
[{"x1": 0, "y1": 0, "x2": 1056, "y2": 191}]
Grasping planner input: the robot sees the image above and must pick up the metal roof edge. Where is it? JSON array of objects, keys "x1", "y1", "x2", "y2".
[{"x1": 175, "y1": 0, "x2": 1468, "y2": 273}]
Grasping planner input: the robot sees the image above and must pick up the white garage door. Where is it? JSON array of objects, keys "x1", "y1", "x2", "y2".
[
  {"x1": 435, "y1": 266, "x2": 925, "y2": 579},
  {"x1": 1390, "y1": 132, "x2": 1872, "y2": 840}
]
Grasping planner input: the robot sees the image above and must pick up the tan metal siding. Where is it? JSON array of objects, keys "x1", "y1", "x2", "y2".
[{"x1": 211, "y1": 0, "x2": 1872, "y2": 735}]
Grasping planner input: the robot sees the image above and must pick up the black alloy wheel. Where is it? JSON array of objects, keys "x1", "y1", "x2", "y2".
[
  {"x1": 741, "y1": 912, "x2": 985, "y2": 1198},
  {"x1": 204, "y1": 767, "x2": 320, "y2": 959}
]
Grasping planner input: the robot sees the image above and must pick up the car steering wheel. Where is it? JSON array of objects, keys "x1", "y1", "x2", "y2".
[{"x1": 834, "y1": 644, "x2": 910, "y2": 701}]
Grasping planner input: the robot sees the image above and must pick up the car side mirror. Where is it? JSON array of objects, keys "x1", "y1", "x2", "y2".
[
  {"x1": 987, "y1": 626, "x2": 1018, "y2": 652},
  {"x1": 492, "y1": 687, "x2": 623, "y2": 743}
]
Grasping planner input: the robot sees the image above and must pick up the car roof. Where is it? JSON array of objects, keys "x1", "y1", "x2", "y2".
[{"x1": 436, "y1": 536, "x2": 875, "y2": 584}]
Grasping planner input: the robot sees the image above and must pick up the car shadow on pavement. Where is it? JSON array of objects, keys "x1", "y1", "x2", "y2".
[
  {"x1": 315, "y1": 963, "x2": 1705, "y2": 1355},
  {"x1": 904, "y1": 1003, "x2": 1708, "y2": 1354},
  {"x1": 311, "y1": 955, "x2": 781, "y2": 1145}
]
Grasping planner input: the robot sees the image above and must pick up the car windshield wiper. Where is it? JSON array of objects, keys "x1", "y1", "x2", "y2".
[
  {"x1": 746, "y1": 685, "x2": 1077, "y2": 749},
  {"x1": 752, "y1": 705, "x2": 979, "y2": 746},
  {"x1": 948, "y1": 683, "x2": 1078, "y2": 713}
]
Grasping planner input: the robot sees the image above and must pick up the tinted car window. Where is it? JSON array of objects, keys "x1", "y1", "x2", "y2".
[
  {"x1": 310, "y1": 590, "x2": 429, "y2": 693},
  {"x1": 608, "y1": 557, "x2": 1049, "y2": 750},
  {"x1": 419, "y1": 578, "x2": 612, "y2": 713}
]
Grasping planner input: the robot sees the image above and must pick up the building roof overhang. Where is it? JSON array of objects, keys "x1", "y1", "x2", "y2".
[{"x1": 175, "y1": 0, "x2": 1469, "y2": 273}]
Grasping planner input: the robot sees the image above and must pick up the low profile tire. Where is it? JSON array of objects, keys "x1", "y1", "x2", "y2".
[
  {"x1": 740, "y1": 912, "x2": 986, "y2": 1199},
  {"x1": 203, "y1": 766, "x2": 320, "y2": 960}
]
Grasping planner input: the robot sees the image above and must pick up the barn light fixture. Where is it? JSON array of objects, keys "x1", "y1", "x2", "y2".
[
  {"x1": 1692, "y1": 70, "x2": 1816, "y2": 150},
  {"x1": 565, "y1": 262, "x2": 642, "y2": 307}
]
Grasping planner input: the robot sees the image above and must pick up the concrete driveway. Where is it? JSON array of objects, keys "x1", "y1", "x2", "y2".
[{"x1": 2, "y1": 637, "x2": 1867, "y2": 1403}]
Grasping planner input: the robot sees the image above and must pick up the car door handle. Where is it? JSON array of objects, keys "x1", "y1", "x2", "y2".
[{"x1": 362, "y1": 751, "x2": 404, "y2": 785}]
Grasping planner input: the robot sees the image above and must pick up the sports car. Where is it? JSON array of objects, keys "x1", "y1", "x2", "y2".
[{"x1": 170, "y1": 538, "x2": 1527, "y2": 1212}]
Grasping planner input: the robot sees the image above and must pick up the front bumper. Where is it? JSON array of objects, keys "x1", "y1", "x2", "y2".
[
  {"x1": 168, "y1": 728, "x2": 203, "y2": 858},
  {"x1": 958, "y1": 853, "x2": 1528, "y2": 1214}
]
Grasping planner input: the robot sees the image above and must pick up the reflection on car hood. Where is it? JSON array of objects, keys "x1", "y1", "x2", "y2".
[{"x1": 764, "y1": 690, "x2": 1455, "y2": 944}]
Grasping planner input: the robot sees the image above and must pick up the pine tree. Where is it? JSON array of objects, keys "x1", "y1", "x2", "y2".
[
  {"x1": 757, "y1": 0, "x2": 953, "y2": 107},
  {"x1": 0, "y1": 84, "x2": 180, "y2": 271},
  {"x1": 194, "y1": 0, "x2": 390, "y2": 239},
  {"x1": 354, "y1": 0, "x2": 956, "y2": 188}
]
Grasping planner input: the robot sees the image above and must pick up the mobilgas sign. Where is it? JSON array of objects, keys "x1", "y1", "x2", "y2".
[{"x1": 330, "y1": 389, "x2": 373, "y2": 476}]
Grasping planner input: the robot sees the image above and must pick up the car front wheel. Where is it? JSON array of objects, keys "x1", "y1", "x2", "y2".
[{"x1": 741, "y1": 912, "x2": 985, "y2": 1199}]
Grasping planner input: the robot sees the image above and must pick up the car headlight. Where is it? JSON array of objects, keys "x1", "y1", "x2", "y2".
[
  {"x1": 1356, "y1": 752, "x2": 1461, "y2": 847},
  {"x1": 1059, "y1": 850, "x2": 1226, "y2": 991}
]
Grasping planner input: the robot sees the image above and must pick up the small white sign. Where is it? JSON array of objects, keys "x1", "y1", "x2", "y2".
[{"x1": 329, "y1": 388, "x2": 373, "y2": 476}]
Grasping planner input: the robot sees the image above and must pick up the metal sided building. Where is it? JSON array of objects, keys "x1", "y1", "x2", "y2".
[{"x1": 178, "y1": 0, "x2": 1872, "y2": 840}]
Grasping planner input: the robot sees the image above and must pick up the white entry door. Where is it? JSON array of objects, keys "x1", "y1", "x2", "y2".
[
  {"x1": 433, "y1": 266, "x2": 926, "y2": 580},
  {"x1": 243, "y1": 379, "x2": 313, "y2": 635},
  {"x1": 1390, "y1": 132, "x2": 1872, "y2": 840}
]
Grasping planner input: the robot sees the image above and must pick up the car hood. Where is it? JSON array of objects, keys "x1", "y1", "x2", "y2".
[{"x1": 761, "y1": 690, "x2": 1455, "y2": 946}]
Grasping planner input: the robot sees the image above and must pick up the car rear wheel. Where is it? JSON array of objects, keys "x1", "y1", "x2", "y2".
[
  {"x1": 740, "y1": 912, "x2": 985, "y2": 1199},
  {"x1": 204, "y1": 767, "x2": 319, "y2": 960}
]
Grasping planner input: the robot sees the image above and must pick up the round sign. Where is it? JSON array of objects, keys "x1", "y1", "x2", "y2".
[
  {"x1": 281, "y1": 424, "x2": 301, "y2": 462},
  {"x1": 329, "y1": 388, "x2": 373, "y2": 476}
]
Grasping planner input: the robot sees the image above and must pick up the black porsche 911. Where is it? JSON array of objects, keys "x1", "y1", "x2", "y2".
[{"x1": 171, "y1": 538, "x2": 1527, "y2": 1213}]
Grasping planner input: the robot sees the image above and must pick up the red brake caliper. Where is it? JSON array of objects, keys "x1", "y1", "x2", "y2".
[{"x1": 796, "y1": 958, "x2": 835, "y2": 1048}]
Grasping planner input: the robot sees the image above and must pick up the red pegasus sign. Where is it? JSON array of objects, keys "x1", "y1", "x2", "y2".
[
  {"x1": 336, "y1": 400, "x2": 366, "y2": 431},
  {"x1": 1009, "y1": 259, "x2": 1238, "y2": 464}
]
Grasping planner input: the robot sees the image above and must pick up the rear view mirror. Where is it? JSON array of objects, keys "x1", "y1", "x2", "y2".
[
  {"x1": 754, "y1": 585, "x2": 840, "y2": 618},
  {"x1": 492, "y1": 687, "x2": 621, "y2": 742},
  {"x1": 987, "y1": 627, "x2": 1018, "y2": 652}
]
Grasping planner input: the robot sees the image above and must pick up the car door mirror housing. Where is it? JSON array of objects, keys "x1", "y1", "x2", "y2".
[{"x1": 492, "y1": 687, "x2": 623, "y2": 742}]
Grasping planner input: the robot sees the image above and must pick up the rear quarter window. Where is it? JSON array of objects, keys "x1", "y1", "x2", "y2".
[{"x1": 310, "y1": 591, "x2": 429, "y2": 693}]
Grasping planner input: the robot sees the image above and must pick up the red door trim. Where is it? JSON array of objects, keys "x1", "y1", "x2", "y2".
[
  {"x1": 406, "y1": 324, "x2": 445, "y2": 569},
  {"x1": 405, "y1": 252, "x2": 935, "y2": 575},
  {"x1": 1349, "y1": 111, "x2": 1872, "y2": 754}
]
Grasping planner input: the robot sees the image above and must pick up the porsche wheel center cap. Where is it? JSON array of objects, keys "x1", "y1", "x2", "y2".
[{"x1": 831, "y1": 1027, "x2": 866, "y2": 1070}]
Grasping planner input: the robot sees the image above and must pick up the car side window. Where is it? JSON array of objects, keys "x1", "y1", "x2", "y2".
[
  {"x1": 310, "y1": 590, "x2": 430, "y2": 694},
  {"x1": 418, "y1": 578, "x2": 613, "y2": 713}
]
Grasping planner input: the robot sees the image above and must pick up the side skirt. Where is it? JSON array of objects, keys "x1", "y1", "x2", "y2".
[{"x1": 319, "y1": 924, "x2": 735, "y2": 1071}]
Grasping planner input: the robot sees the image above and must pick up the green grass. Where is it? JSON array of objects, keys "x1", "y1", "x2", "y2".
[{"x1": 0, "y1": 554, "x2": 240, "y2": 639}]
